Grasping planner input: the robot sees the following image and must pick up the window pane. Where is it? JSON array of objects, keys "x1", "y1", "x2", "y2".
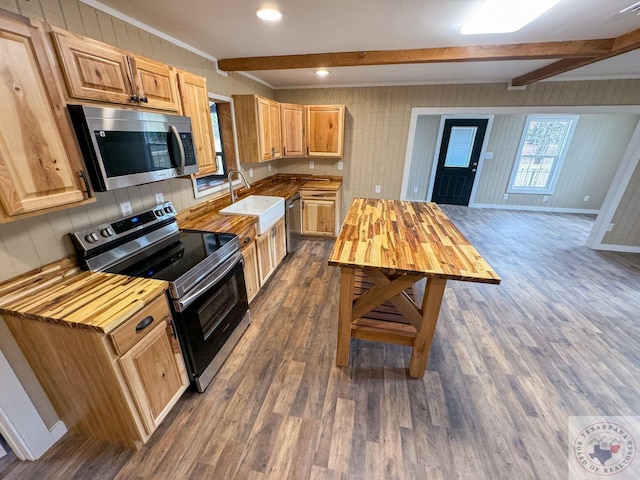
[
  {"x1": 509, "y1": 115, "x2": 576, "y2": 193},
  {"x1": 444, "y1": 126, "x2": 477, "y2": 168},
  {"x1": 209, "y1": 102, "x2": 223, "y2": 153}
]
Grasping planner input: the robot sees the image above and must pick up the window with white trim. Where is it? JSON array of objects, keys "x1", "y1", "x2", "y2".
[{"x1": 507, "y1": 115, "x2": 578, "y2": 194}]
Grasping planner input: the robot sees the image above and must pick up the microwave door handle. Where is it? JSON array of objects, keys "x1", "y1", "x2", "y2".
[{"x1": 169, "y1": 125, "x2": 186, "y2": 175}]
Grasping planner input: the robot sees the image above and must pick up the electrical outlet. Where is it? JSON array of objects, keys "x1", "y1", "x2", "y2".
[
  {"x1": 607, "y1": 223, "x2": 614, "y2": 232},
  {"x1": 120, "y1": 201, "x2": 133, "y2": 216},
  {"x1": 337, "y1": 162, "x2": 343, "y2": 171},
  {"x1": 543, "y1": 195, "x2": 549, "y2": 202},
  {"x1": 155, "y1": 193, "x2": 164, "y2": 205},
  {"x1": 268, "y1": 164, "x2": 272, "y2": 172},
  {"x1": 309, "y1": 160, "x2": 315, "y2": 169},
  {"x1": 503, "y1": 193, "x2": 509, "y2": 200},
  {"x1": 583, "y1": 195, "x2": 590, "y2": 202},
  {"x1": 375, "y1": 185, "x2": 381, "y2": 194},
  {"x1": 413, "y1": 187, "x2": 419, "y2": 194},
  {"x1": 249, "y1": 168, "x2": 254, "y2": 178}
]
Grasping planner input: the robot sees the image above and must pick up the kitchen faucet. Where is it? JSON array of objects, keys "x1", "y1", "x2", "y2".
[{"x1": 228, "y1": 169, "x2": 251, "y2": 203}]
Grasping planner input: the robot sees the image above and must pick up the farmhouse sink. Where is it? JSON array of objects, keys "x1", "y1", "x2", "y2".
[{"x1": 219, "y1": 195, "x2": 285, "y2": 235}]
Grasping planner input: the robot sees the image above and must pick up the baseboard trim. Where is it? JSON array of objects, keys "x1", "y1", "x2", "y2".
[
  {"x1": 49, "y1": 421, "x2": 67, "y2": 442},
  {"x1": 590, "y1": 244, "x2": 640, "y2": 253},
  {"x1": 470, "y1": 204, "x2": 600, "y2": 214}
]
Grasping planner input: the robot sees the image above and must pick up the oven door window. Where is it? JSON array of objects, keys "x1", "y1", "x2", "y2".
[{"x1": 198, "y1": 276, "x2": 239, "y2": 341}]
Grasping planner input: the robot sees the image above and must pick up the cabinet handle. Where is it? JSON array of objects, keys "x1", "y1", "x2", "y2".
[
  {"x1": 140, "y1": 96, "x2": 148, "y2": 103},
  {"x1": 130, "y1": 94, "x2": 139, "y2": 102},
  {"x1": 78, "y1": 170, "x2": 91, "y2": 198},
  {"x1": 271, "y1": 147, "x2": 275, "y2": 156},
  {"x1": 135, "y1": 316, "x2": 154, "y2": 332},
  {"x1": 306, "y1": 146, "x2": 309, "y2": 156},
  {"x1": 243, "y1": 236, "x2": 251, "y2": 244},
  {"x1": 283, "y1": 146, "x2": 286, "y2": 156}
]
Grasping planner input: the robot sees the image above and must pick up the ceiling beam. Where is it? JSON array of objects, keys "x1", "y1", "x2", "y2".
[
  {"x1": 218, "y1": 39, "x2": 613, "y2": 72},
  {"x1": 512, "y1": 28, "x2": 640, "y2": 86}
]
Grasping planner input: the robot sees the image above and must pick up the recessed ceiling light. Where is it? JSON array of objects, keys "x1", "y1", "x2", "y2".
[
  {"x1": 315, "y1": 69, "x2": 330, "y2": 77},
  {"x1": 256, "y1": 7, "x2": 283, "y2": 21},
  {"x1": 461, "y1": 0, "x2": 563, "y2": 35}
]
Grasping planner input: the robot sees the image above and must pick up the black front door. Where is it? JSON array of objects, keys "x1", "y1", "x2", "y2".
[{"x1": 431, "y1": 118, "x2": 488, "y2": 205}]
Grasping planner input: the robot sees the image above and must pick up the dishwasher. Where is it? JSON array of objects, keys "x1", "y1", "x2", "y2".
[{"x1": 286, "y1": 193, "x2": 301, "y2": 253}]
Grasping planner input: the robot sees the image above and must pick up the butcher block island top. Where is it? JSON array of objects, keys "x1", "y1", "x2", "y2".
[
  {"x1": 0, "y1": 257, "x2": 168, "y2": 333},
  {"x1": 329, "y1": 199, "x2": 500, "y2": 378},
  {"x1": 329, "y1": 198, "x2": 500, "y2": 283}
]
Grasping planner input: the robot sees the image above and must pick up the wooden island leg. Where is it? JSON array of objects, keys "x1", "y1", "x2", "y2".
[
  {"x1": 336, "y1": 267, "x2": 355, "y2": 366},
  {"x1": 409, "y1": 277, "x2": 447, "y2": 378}
]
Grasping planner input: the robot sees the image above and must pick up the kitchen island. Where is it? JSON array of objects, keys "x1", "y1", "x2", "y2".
[{"x1": 328, "y1": 199, "x2": 501, "y2": 377}]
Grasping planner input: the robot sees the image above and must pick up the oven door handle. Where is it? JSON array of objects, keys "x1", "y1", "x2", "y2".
[
  {"x1": 169, "y1": 124, "x2": 186, "y2": 176},
  {"x1": 175, "y1": 251, "x2": 242, "y2": 312}
]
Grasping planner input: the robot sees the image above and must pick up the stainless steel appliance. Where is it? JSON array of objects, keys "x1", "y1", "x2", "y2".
[
  {"x1": 69, "y1": 202, "x2": 249, "y2": 392},
  {"x1": 285, "y1": 192, "x2": 301, "y2": 253},
  {"x1": 68, "y1": 105, "x2": 199, "y2": 191}
]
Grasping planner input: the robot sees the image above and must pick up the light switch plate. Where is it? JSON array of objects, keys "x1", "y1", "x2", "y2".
[
  {"x1": 337, "y1": 162, "x2": 343, "y2": 171},
  {"x1": 375, "y1": 185, "x2": 381, "y2": 193},
  {"x1": 543, "y1": 195, "x2": 549, "y2": 202},
  {"x1": 120, "y1": 201, "x2": 133, "y2": 216},
  {"x1": 249, "y1": 168, "x2": 254, "y2": 178},
  {"x1": 155, "y1": 193, "x2": 164, "y2": 205},
  {"x1": 413, "y1": 187, "x2": 419, "y2": 194},
  {"x1": 268, "y1": 164, "x2": 272, "y2": 172},
  {"x1": 309, "y1": 160, "x2": 315, "y2": 169},
  {"x1": 503, "y1": 193, "x2": 509, "y2": 200}
]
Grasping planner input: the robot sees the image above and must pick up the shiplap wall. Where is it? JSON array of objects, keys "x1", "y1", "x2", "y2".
[
  {"x1": 603, "y1": 159, "x2": 640, "y2": 247},
  {"x1": 405, "y1": 116, "x2": 441, "y2": 201},
  {"x1": 275, "y1": 82, "x2": 640, "y2": 221},
  {"x1": 0, "y1": 0, "x2": 273, "y2": 281},
  {"x1": 474, "y1": 114, "x2": 638, "y2": 209}
]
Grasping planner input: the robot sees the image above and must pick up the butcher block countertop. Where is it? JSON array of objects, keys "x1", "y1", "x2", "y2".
[
  {"x1": 179, "y1": 174, "x2": 342, "y2": 233},
  {"x1": 328, "y1": 198, "x2": 500, "y2": 284},
  {"x1": 0, "y1": 257, "x2": 168, "y2": 333}
]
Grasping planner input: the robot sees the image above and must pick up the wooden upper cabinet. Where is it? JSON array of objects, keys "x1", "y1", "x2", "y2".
[
  {"x1": 177, "y1": 71, "x2": 216, "y2": 175},
  {"x1": 0, "y1": 15, "x2": 90, "y2": 221},
  {"x1": 233, "y1": 94, "x2": 282, "y2": 163},
  {"x1": 52, "y1": 30, "x2": 180, "y2": 112},
  {"x1": 305, "y1": 105, "x2": 345, "y2": 158},
  {"x1": 280, "y1": 103, "x2": 305, "y2": 158}
]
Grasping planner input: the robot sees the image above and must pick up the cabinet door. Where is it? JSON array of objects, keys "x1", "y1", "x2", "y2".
[
  {"x1": 256, "y1": 230, "x2": 274, "y2": 285},
  {"x1": 177, "y1": 71, "x2": 216, "y2": 175},
  {"x1": 302, "y1": 199, "x2": 336, "y2": 236},
  {"x1": 257, "y1": 96, "x2": 274, "y2": 161},
  {"x1": 52, "y1": 31, "x2": 136, "y2": 105},
  {"x1": 306, "y1": 105, "x2": 345, "y2": 158},
  {"x1": 118, "y1": 320, "x2": 188, "y2": 435},
  {"x1": 241, "y1": 241, "x2": 260, "y2": 302},
  {"x1": 269, "y1": 100, "x2": 282, "y2": 159},
  {"x1": 132, "y1": 57, "x2": 180, "y2": 112},
  {"x1": 281, "y1": 103, "x2": 304, "y2": 157},
  {"x1": 0, "y1": 17, "x2": 89, "y2": 218},
  {"x1": 273, "y1": 217, "x2": 287, "y2": 265}
]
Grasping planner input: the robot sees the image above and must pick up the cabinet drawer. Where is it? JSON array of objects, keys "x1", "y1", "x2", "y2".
[
  {"x1": 109, "y1": 295, "x2": 171, "y2": 356},
  {"x1": 301, "y1": 189, "x2": 338, "y2": 201},
  {"x1": 237, "y1": 224, "x2": 257, "y2": 248}
]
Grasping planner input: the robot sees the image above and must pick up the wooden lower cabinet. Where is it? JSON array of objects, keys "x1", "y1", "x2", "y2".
[
  {"x1": 256, "y1": 217, "x2": 286, "y2": 285},
  {"x1": 301, "y1": 188, "x2": 342, "y2": 237},
  {"x1": 241, "y1": 240, "x2": 260, "y2": 303},
  {"x1": 4, "y1": 293, "x2": 188, "y2": 449}
]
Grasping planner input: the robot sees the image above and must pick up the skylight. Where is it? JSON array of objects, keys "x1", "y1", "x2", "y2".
[{"x1": 461, "y1": 0, "x2": 564, "y2": 35}]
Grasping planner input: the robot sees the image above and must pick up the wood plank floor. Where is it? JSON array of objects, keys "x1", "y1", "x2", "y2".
[{"x1": 2, "y1": 207, "x2": 640, "y2": 479}]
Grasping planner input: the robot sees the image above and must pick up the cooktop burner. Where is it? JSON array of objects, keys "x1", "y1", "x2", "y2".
[{"x1": 105, "y1": 231, "x2": 236, "y2": 281}]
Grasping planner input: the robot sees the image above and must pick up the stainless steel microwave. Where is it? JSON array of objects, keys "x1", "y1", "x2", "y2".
[{"x1": 68, "y1": 105, "x2": 199, "y2": 191}]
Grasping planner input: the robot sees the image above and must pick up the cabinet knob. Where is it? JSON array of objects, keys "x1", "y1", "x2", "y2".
[
  {"x1": 140, "y1": 96, "x2": 148, "y2": 103},
  {"x1": 130, "y1": 94, "x2": 139, "y2": 102}
]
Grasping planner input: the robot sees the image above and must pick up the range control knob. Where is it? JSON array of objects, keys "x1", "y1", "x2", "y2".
[
  {"x1": 84, "y1": 232, "x2": 100, "y2": 243},
  {"x1": 164, "y1": 205, "x2": 175, "y2": 214},
  {"x1": 100, "y1": 227, "x2": 114, "y2": 237},
  {"x1": 154, "y1": 209, "x2": 164, "y2": 218}
]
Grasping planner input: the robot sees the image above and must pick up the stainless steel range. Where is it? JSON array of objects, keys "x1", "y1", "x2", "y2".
[{"x1": 70, "y1": 202, "x2": 250, "y2": 392}]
